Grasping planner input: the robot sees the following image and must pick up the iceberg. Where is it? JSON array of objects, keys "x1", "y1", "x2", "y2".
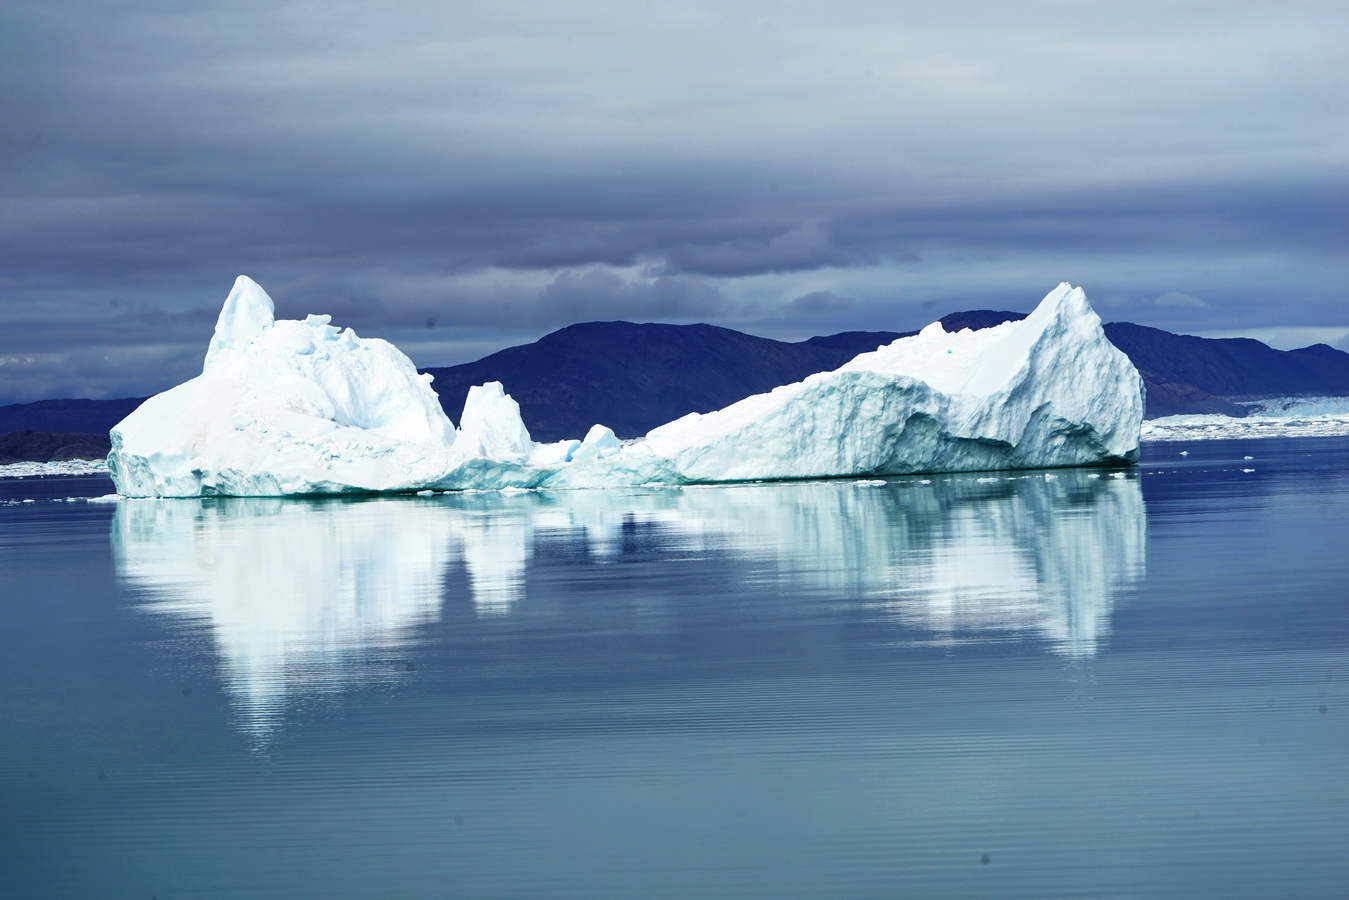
[{"x1": 109, "y1": 277, "x2": 1143, "y2": 497}]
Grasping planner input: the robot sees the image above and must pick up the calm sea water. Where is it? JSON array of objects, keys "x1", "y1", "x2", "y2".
[{"x1": 2, "y1": 438, "x2": 1346, "y2": 899}]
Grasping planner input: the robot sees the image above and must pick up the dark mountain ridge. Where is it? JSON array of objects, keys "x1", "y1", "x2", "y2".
[
  {"x1": 426, "y1": 314, "x2": 1349, "y2": 439},
  {"x1": 0, "y1": 430, "x2": 111, "y2": 464},
  {"x1": 423, "y1": 321, "x2": 856, "y2": 442},
  {"x1": 4, "y1": 313, "x2": 1347, "y2": 454},
  {"x1": 1099, "y1": 323, "x2": 1349, "y2": 417},
  {"x1": 0, "y1": 397, "x2": 147, "y2": 436}
]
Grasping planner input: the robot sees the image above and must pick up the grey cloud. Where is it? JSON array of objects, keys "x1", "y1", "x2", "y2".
[
  {"x1": 783, "y1": 291, "x2": 859, "y2": 316},
  {"x1": 836, "y1": 183, "x2": 1347, "y2": 259},
  {"x1": 665, "y1": 222, "x2": 852, "y2": 276},
  {"x1": 1152, "y1": 292, "x2": 1209, "y2": 309},
  {"x1": 0, "y1": 0, "x2": 1345, "y2": 402},
  {"x1": 0, "y1": 345, "x2": 203, "y2": 405},
  {"x1": 1093, "y1": 290, "x2": 1214, "y2": 314},
  {"x1": 0, "y1": 294, "x2": 219, "y2": 356},
  {"x1": 538, "y1": 270, "x2": 730, "y2": 325},
  {"x1": 271, "y1": 279, "x2": 388, "y2": 326}
]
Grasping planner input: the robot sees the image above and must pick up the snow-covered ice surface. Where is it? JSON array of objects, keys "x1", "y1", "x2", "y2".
[
  {"x1": 1142, "y1": 411, "x2": 1349, "y2": 442},
  {"x1": 0, "y1": 459, "x2": 108, "y2": 479},
  {"x1": 110, "y1": 278, "x2": 1144, "y2": 497},
  {"x1": 110, "y1": 276, "x2": 458, "y2": 497}
]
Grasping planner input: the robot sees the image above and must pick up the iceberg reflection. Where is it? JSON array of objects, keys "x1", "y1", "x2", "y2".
[
  {"x1": 113, "y1": 497, "x2": 457, "y2": 738},
  {"x1": 113, "y1": 470, "x2": 1145, "y2": 732}
]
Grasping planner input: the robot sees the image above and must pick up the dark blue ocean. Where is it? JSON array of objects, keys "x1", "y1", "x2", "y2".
[{"x1": 2, "y1": 437, "x2": 1346, "y2": 899}]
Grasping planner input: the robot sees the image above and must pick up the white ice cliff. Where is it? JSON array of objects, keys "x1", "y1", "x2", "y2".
[{"x1": 109, "y1": 277, "x2": 1144, "y2": 497}]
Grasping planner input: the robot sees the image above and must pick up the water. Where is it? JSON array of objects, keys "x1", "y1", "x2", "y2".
[{"x1": 2, "y1": 439, "x2": 1346, "y2": 899}]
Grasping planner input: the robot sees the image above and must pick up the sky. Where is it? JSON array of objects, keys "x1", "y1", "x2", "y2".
[{"x1": 2, "y1": 0, "x2": 1345, "y2": 404}]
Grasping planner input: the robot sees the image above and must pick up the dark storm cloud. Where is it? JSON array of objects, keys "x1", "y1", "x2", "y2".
[{"x1": 0, "y1": 0, "x2": 1344, "y2": 402}]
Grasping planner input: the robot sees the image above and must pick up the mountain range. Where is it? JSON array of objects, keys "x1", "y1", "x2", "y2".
[
  {"x1": 421, "y1": 312, "x2": 1349, "y2": 441},
  {"x1": 2, "y1": 312, "x2": 1347, "y2": 455}
]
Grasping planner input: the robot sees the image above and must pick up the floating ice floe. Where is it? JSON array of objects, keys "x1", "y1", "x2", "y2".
[
  {"x1": 1141, "y1": 411, "x2": 1349, "y2": 442},
  {"x1": 109, "y1": 277, "x2": 1144, "y2": 497},
  {"x1": 0, "y1": 458, "x2": 109, "y2": 480}
]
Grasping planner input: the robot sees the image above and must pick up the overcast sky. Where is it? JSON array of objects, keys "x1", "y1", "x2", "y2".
[{"x1": 2, "y1": 0, "x2": 1345, "y2": 403}]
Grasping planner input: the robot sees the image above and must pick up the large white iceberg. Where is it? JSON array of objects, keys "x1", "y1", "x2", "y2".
[{"x1": 109, "y1": 277, "x2": 1143, "y2": 497}]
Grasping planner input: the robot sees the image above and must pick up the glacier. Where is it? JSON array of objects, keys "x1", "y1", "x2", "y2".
[{"x1": 109, "y1": 276, "x2": 1144, "y2": 497}]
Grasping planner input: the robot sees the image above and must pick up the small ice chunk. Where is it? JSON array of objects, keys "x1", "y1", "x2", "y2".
[
  {"x1": 456, "y1": 382, "x2": 533, "y2": 464},
  {"x1": 582, "y1": 424, "x2": 621, "y2": 456},
  {"x1": 571, "y1": 424, "x2": 623, "y2": 462}
]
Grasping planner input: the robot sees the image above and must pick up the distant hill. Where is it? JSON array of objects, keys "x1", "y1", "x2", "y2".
[
  {"x1": 0, "y1": 397, "x2": 146, "y2": 436},
  {"x1": 3, "y1": 311, "x2": 1348, "y2": 457},
  {"x1": 423, "y1": 321, "x2": 855, "y2": 443},
  {"x1": 0, "y1": 430, "x2": 111, "y2": 464},
  {"x1": 1099, "y1": 323, "x2": 1349, "y2": 417}
]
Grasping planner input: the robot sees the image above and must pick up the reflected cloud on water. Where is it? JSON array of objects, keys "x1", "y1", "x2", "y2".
[{"x1": 113, "y1": 470, "x2": 1145, "y2": 733}]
